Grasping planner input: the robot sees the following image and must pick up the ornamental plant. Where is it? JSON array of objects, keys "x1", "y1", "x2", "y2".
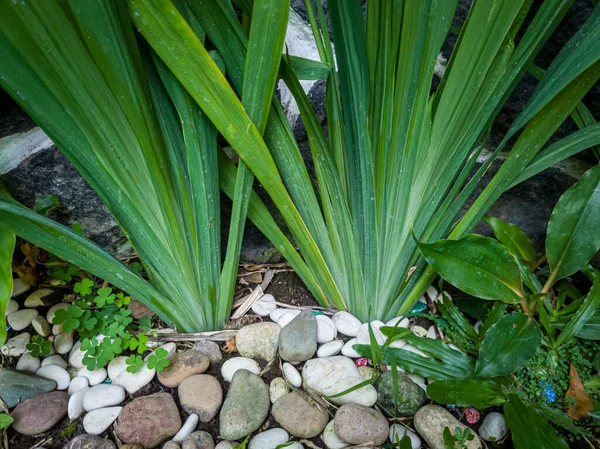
[{"x1": 1, "y1": 0, "x2": 600, "y2": 332}]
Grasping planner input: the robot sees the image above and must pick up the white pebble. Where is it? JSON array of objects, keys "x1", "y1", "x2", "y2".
[
  {"x1": 54, "y1": 332, "x2": 74, "y2": 354},
  {"x1": 277, "y1": 311, "x2": 301, "y2": 328},
  {"x1": 108, "y1": 356, "x2": 128, "y2": 380},
  {"x1": 215, "y1": 442, "x2": 238, "y2": 449},
  {"x1": 1, "y1": 332, "x2": 31, "y2": 357},
  {"x1": 331, "y1": 311, "x2": 361, "y2": 337},
  {"x1": 317, "y1": 340, "x2": 343, "y2": 357},
  {"x1": 83, "y1": 384, "x2": 126, "y2": 411},
  {"x1": 16, "y1": 352, "x2": 41, "y2": 373},
  {"x1": 282, "y1": 362, "x2": 302, "y2": 387},
  {"x1": 11, "y1": 278, "x2": 31, "y2": 297},
  {"x1": 389, "y1": 424, "x2": 421, "y2": 449},
  {"x1": 341, "y1": 338, "x2": 361, "y2": 358},
  {"x1": 269, "y1": 377, "x2": 289, "y2": 403},
  {"x1": 68, "y1": 386, "x2": 90, "y2": 419},
  {"x1": 386, "y1": 316, "x2": 409, "y2": 328},
  {"x1": 321, "y1": 420, "x2": 348, "y2": 449},
  {"x1": 77, "y1": 367, "x2": 107, "y2": 386},
  {"x1": 52, "y1": 324, "x2": 63, "y2": 335},
  {"x1": 249, "y1": 428, "x2": 289, "y2": 449},
  {"x1": 408, "y1": 373, "x2": 427, "y2": 392},
  {"x1": 316, "y1": 315, "x2": 337, "y2": 343},
  {"x1": 173, "y1": 413, "x2": 199, "y2": 442},
  {"x1": 356, "y1": 321, "x2": 386, "y2": 346},
  {"x1": 68, "y1": 341, "x2": 85, "y2": 369},
  {"x1": 479, "y1": 412, "x2": 509, "y2": 442},
  {"x1": 269, "y1": 308, "x2": 288, "y2": 323},
  {"x1": 144, "y1": 342, "x2": 176, "y2": 362},
  {"x1": 425, "y1": 286, "x2": 438, "y2": 302},
  {"x1": 221, "y1": 357, "x2": 260, "y2": 382},
  {"x1": 7, "y1": 309, "x2": 39, "y2": 331},
  {"x1": 252, "y1": 294, "x2": 277, "y2": 317},
  {"x1": 5, "y1": 299, "x2": 18, "y2": 316},
  {"x1": 24, "y1": 288, "x2": 54, "y2": 308},
  {"x1": 42, "y1": 354, "x2": 68, "y2": 369},
  {"x1": 402, "y1": 344, "x2": 428, "y2": 358},
  {"x1": 112, "y1": 363, "x2": 156, "y2": 394},
  {"x1": 474, "y1": 320, "x2": 484, "y2": 335},
  {"x1": 389, "y1": 338, "x2": 407, "y2": 349},
  {"x1": 32, "y1": 316, "x2": 51, "y2": 337},
  {"x1": 410, "y1": 326, "x2": 427, "y2": 337},
  {"x1": 68, "y1": 376, "x2": 90, "y2": 395},
  {"x1": 83, "y1": 406, "x2": 122, "y2": 435},
  {"x1": 36, "y1": 364, "x2": 70, "y2": 390}
]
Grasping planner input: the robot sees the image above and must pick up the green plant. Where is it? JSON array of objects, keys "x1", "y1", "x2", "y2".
[
  {"x1": 0, "y1": 414, "x2": 13, "y2": 430},
  {"x1": 125, "y1": 354, "x2": 144, "y2": 373},
  {"x1": 443, "y1": 427, "x2": 478, "y2": 449},
  {"x1": 26, "y1": 335, "x2": 53, "y2": 358},
  {"x1": 0, "y1": 0, "x2": 292, "y2": 332},
  {"x1": 146, "y1": 347, "x2": 170, "y2": 371},
  {"x1": 0, "y1": 230, "x2": 14, "y2": 345}
]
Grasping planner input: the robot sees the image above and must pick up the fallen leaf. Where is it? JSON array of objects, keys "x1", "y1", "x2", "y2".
[
  {"x1": 242, "y1": 272, "x2": 263, "y2": 284},
  {"x1": 566, "y1": 363, "x2": 594, "y2": 420},
  {"x1": 223, "y1": 337, "x2": 237, "y2": 353},
  {"x1": 20, "y1": 242, "x2": 45, "y2": 267},
  {"x1": 13, "y1": 264, "x2": 38, "y2": 286}
]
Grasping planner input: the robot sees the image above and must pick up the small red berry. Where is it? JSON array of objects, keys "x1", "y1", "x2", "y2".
[
  {"x1": 465, "y1": 407, "x2": 480, "y2": 424},
  {"x1": 356, "y1": 357, "x2": 368, "y2": 367}
]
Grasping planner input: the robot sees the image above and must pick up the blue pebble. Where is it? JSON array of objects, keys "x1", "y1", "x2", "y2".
[
  {"x1": 539, "y1": 381, "x2": 556, "y2": 403},
  {"x1": 410, "y1": 302, "x2": 427, "y2": 314},
  {"x1": 447, "y1": 404, "x2": 457, "y2": 410},
  {"x1": 103, "y1": 378, "x2": 112, "y2": 384}
]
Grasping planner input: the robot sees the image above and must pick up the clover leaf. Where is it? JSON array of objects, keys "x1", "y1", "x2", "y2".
[
  {"x1": 125, "y1": 354, "x2": 144, "y2": 373},
  {"x1": 26, "y1": 335, "x2": 52, "y2": 358},
  {"x1": 74, "y1": 278, "x2": 94, "y2": 296},
  {"x1": 129, "y1": 334, "x2": 148, "y2": 354},
  {"x1": 94, "y1": 287, "x2": 115, "y2": 307},
  {"x1": 52, "y1": 305, "x2": 83, "y2": 332},
  {"x1": 147, "y1": 347, "x2": 170, "y2": 371},
  {"x1": 137, "y1": 316, "x2": 152, "y2": 332},
  {"x1": 0, "y1": 413, "x2": 14, "y2": 429},
  {"x1": 114, "y1": 292, "x2": 131, "y2": 308}
]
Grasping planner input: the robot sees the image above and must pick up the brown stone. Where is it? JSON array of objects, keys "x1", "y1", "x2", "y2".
[
  {"x1": 117, "y1": 393, "x2": 182, "y2": 448},
  {"x1": 63, "y1": 434, "x2": 117, "y2": 449},
  {"x1": 271, "y1": 391, "x2": 329, "y2": 438},
  {"x1": 11, "y1": 391, "x2": 68, "y2": 436},
  {"x1": 158, "y1": 351, "x2": 210, "y2": 388},
  {"x1": 181, "y1": 431, "x2": 214, "y2": 449},
  {"x1": 334, "y1": 404, "x2": 389, "y2": 446},
  {"x1": 178, "y1": 374, "x2": 223, "y2": 422}
]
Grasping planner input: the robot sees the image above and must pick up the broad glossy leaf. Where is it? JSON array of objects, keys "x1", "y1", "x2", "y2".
[
  {"x1": 556, "y1": 273, "x2": 600, "y2": 347},
  {"x1": 504, "y1": 394, "x2": 569, "y2": 449},
  {"x1": 546, "y1": 164, "x2": 600, "y2": 282},
  {"x1": 484, "y1": 216, "x2": 535, "y2": 263},
  {"x1": 418, "y1": 235, "x2": 524, "y2": 303},
  {"x1": 475, "y1": 313, "x2": 541, "y2": 378},
  {"x1": 0, "y1": 228, "x2": 15, "y2": 345},
  {"x1": 427, "y1": 379, "x2": 507, "y2": 409}
]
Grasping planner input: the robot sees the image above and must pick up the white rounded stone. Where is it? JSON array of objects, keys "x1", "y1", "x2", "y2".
[
  {"x1": 221, "y1": 357, "x2": 260, "y2": 382},
  {"x1": 46, "y1": 303, "x2": 69, "y2": 325},
  {"x1": 317, "y1": 340, "x2": 343, "y2": 357},
  {"x1": 386, "y1": 316, "x2": 410, "y2": 328},
  {"x1": 479, "y1": 412, "x2": 508, "y2": 442},
  {"x1": 83, "y1": 384, "x2": 126, "y2": 411},
  {"x1": 16, "y1": 352, "x2": 41, "y2": 373},
  {"x1": 68, "y1": 341, "x2": 85, "y2": 369},
  {"x1": 54, "y1": 331, "x2": 74, "y2": 354},
  {"x1": 68, "y1": 386, "x2": 90, "y2": 419},
  {"x1": 251, "y1": 294, "x2": 277, "y2": 317},
  {"x1": 36, "y1": 364, "x2": 70, "y2": 390},
  {"x1": 269, "y1": 308, "x2": 288, "y2": 323},
  {"x1": 277, "y1": 310, "x2": 301, "y2": 328},
  {"x1": 77, "y1": 367, "x2": 107, "y2": 386},
  {"x1": 302, "y1": 356, "x2": 377, "y2": 406},
  {"x1": 282, "y1": 362, "x2": 302, "y2": 387},
  {"x1": 11, "y1": 278, "x2": 31, "y2": 298},
  {"x1": 5, "y1": 299, "x2": 18, "y2": 316},
  {"x1": 408, "y1": 373, "x2": 427, "y2": 392},
  {"x1": 24, "y1": 288, "x2": 54, "y2": 308},
  {"x1": 83, "y1": 406, "x2": 122, "y2": 435},
  {"x1": 331, "y1": 311, "x2": 362, "y2": 337},
  {"x1": 425, "y1": 286, "x2": 438, "y2": 302},
  {"x1": 316, "y1": 315, "x2": 337, "y2": 343},
  {"x1": 341, "y1": 338, "x2": 361, "y2": 358},
  {"x1": 356, "y1": 321, "x2": 386, "y2": 346},
  {"x1": 269, "y1": 377, "x2": 289, "y2": 404},
  {"x1": 7, "y1": 309, "x2": 38, "y2": 331},
  {"x1": 390, "y1": 424, "x2": 421, "y2": 449},
  {"x1": 52, "y1": 324, "x2": 63, "y2": 335},
  {"x1": 108, "y1": 356, "x2": 128, "y2": 380},
  {"x1": 321, "y1": 420, "x2": 348, "y2": 449},
  {"x1": 42, "y1": 354, "x2": 68, "y2": 369},
  {"x1": 68, "y1": 376, "x2": 90, "y2": 395},
  {"x1": 1, "y1": 332, "x2": 31, "y2": 357},
  {"x1": 249, "y1": 428, "x2": 289, "y2": 449},
  {"x1": 112, "y1": 363, "x2": 156, "y2": 394},
  {"x1": 410, "y1": 326, "x2": 427, "y2": 337},
  {"x1": 286, "y1": 443, "x2": 303, "y2": 449},
  {"x1": 173, "y1": 414, "x2": 199, "y2": 442},
  {"x1": 32, "y1": 316, "x2": 51, "y2": 337}
]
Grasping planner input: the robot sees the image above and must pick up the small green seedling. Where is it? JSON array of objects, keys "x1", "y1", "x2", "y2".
[
  {"x1": 0, "y1": 414, "x2": 13, "y2": 429},
  {"x1": 26, "y1": 335, "x2": 52, "y2": 357},
  {"x1": 125, "y1": 354, "x2": 144, "y2": 373},
  {"x1": 73, "y1": 278, "x2": 94, "y2": 296},
  {"x1": 147, "y1": 347, "x2": 170, "y2": 371},
  {"x1": 443, "y1": 426, "x2": 478, "y2": 449}
]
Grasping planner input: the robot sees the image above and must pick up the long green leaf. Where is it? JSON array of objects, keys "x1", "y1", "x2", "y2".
[
  {"x1": 484, "y1": 216, "x2": 536, "y2": 263},
  {"x1": 418, "y1": 235, "x2": 524, "y2": 303},
  {"x1": 476, "y1": 313, "x2": 541, "y2": 378},
  {"x1": 427, "y1": 379, "x2": 508, "y2": 409},
  {"x1": 0, "y1": 228, "x2": 15, "y2": 345},
  {"x1": 546, "y1": 164, "x2": 600, "y2": 283}
]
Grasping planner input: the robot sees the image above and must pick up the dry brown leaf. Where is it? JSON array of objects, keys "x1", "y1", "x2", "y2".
[
  {"x1": 243, "y1": 272, "x2": 263, "y2": 284},
  {"x1": 566, "y1": 363, "x2": 594, "y2": 420},
  {"x1": 13, "y1": 264, "x2": 38, "y2": 286},
  {"x1": 223, "y1": 337, "x2": 237, "y2": 353},
  {"x1": 20, "y1": 242, "x2": 46, "y2": 267}
]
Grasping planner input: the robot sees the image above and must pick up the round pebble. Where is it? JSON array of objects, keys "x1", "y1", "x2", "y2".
[
  {"x1": 269, "y1": 377, "x2": 289, "y2": 404},
  {"x1": 7, "y1": 309, "x2": 39, "y2": 331},
  {"x1": 83, "y1": 384, "x2": 126, "y2": 411},
  {"x1": 178, "y1": 374, "x2": 223, "y2": 422},
  {"x1": 174, "y1": 414, "x2": 199, "y2": 442},
  {"x1": 221, "y1": 357, "x2": 260, "y2": 382},
  {"x1": 16, "y1": 352, "x2": 41, "y2": 373},
  {"x1": 251, "y1": 294, "x2": 277, "y2": 317},
  {"x1": 32, "y1": 316, "x2": 52, "y2": 337},
  {"x1": 1, "y1": 332, "x2": 31, "y2": 357},
  {"x1": 321, "y1": 420, "x2": 348, "y2": 449},
  {"x1": 331, "y1": 311, "x2": 362, "y2": 337},
  {"x1": 68, "y1": 376, "x2": 90, "y2": 395},
  {"x1": 479, "y1": 412, "x2": 508, "y2": 442},
  {"x1": 317, "y1": 340, "x2": 343, "y2": 357},
  {"x1": 386, "y1": 316, "x2": 409, "y2": 328},
  {"x1": 36, "y1": 364, "x2": 70, "y2": 390},
  {"x1": 277, "y1": 311, "x2": 301, "y2": 327},
  {"x1": 11, "y1": 278, "x2": 31, "y2": 298},
  {"x1": 341, "y1": 338, "x2": 361, "y2": 358},
  {"x1": 54, "y1": 332, "x2": 74, "y2": 354},
  {"x1": 316, "y1": 315, "x2": 337, "y2": 343},
  {"x1": 78, "y1": 366, "x2": 108, "y2": 386},
  {"x1": 5, "y1": 299, "x2": 19, "y2": 316},
  {"x1": 356, "y1": 321, "x2": 386, "y2": 345},
  {"x1": 157, "y1": 350, "x2": 210, "y2": 388},
  {"x1": 68, "y1": 386, "x2": 90, "y2": 419},
  {"x1": 282, "y1": 362, "x2": 302, "y2": 387},
  {"x1": 389, "y1": 424, "x2": 421, "y2": 449},
  {"x1": 248, "y1": 428, "x2": 288, "y2": 449},
  {"x1": 83, "y1": 406, "x2": 123, "y2": 435}
]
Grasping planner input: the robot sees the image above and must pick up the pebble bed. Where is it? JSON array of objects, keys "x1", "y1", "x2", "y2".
[{"x1": 1, "y1": 282, "x2": 510, "y2": 449}]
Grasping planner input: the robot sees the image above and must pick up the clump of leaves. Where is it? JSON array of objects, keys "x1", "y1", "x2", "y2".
[
  {"x1": 146, "y1": 347, "x2": 170, "y2": 371},
  {"x1": 443, "y1": 427, "x2": 477, "y2": 449},
  {"x1": 0, "y1": 414, "x2": 13, "y2": 430},
  {"x1": 125, "y1": 355, "x2": 144, "y2": 373},
  {"x1": 26, "y1": 335, "x2": 52, "y2": 358},
  {"x1": 61, "y1": 419, "x2": 77, "y2": 438}
]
